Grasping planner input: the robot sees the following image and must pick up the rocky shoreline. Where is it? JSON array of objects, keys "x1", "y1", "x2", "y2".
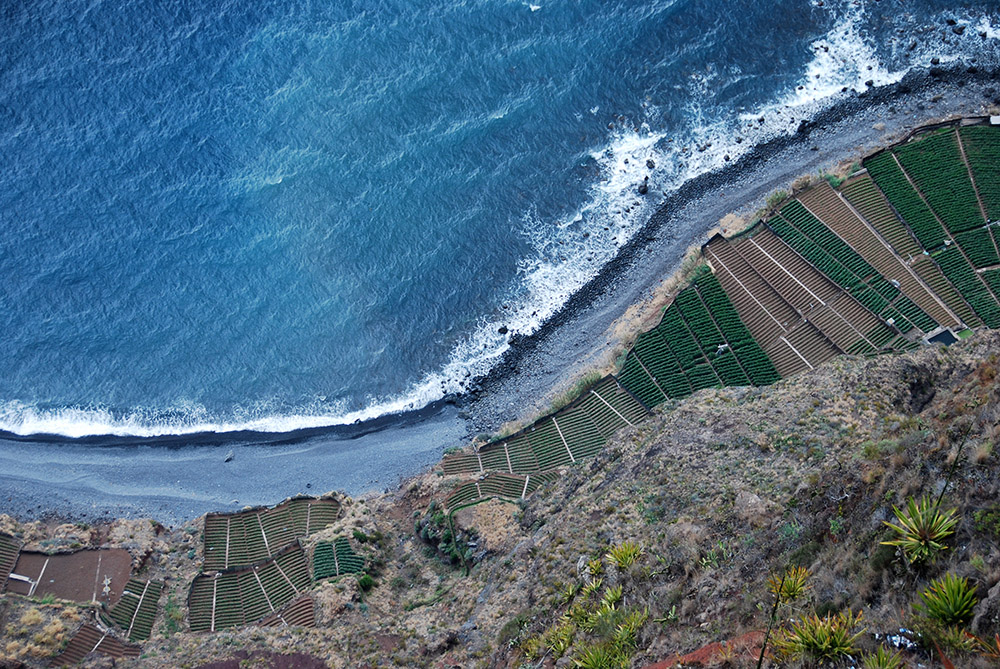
[
  {"x1": 462, "y1": 64, "x2": 1000, "y2": 433},
  {"x1": 2, "y1": 64, "x2": 999, "y2": 527}
]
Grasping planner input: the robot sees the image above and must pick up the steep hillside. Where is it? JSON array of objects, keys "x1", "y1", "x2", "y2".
[{"x1": 3, "y1": 331, "x2": 998, "y2": 668}]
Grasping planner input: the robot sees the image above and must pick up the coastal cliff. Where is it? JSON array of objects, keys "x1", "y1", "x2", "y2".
[{"x1": 2, "y1": 329, "x2": 999, "y2": 667}]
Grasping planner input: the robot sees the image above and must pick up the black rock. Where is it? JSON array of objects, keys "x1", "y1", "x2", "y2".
[
  {"x1": 638, "y1": 182, "x2": 649, "y2": 195},
  {"x1": 952, "y1": 25, "x2": 965, "y2": 36},
  {"x1": 931, "y1": 57, "x2": 941, "y2": 65},
  {"x1": 946, "y1": 18, "x2": 957, "y2": 26},
  {"x1": 646, "y1": 158, "x2": 655, "y2": 169},
  {"x1": 865, "y1": 79, "x2": 874, "y2": 88},
  {"x1": 497, "y1": 325, "x2": 508, "y2": 335},
  {"x1": 724, "y1": 154, "x2": 730, "y2": 161}
]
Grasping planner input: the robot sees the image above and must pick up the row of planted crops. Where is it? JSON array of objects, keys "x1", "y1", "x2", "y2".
[{"x1": 437, "y1": 120, "x2": 1000, "y2": 514}]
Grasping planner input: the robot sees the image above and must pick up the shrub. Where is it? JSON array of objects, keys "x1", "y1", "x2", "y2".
[
  {"x1": 774, "y1": 610, "x2": 865, "y2": 662},
  {"x1": 357, "y1": 574, "x2": 375, "y2": 592},
  {"x1": 861, "y1": 645, "x2": 905, "y2": 669},
  {"x1": 975, "y1": 632, "x2": 1000, "y2": 660},
  {"x1": 550, "y1": 371, "x2": 604, "y2": 412},
  {"x1": 973, "y1": 505, "x2": 1000, "y2": 538},
  {"x1": 916, "y1": 619, "x2": 979, "y2": 654},
  {"x1": 766, "y1": 190, "x2": 789, "y2": 209},
  {"x1": 606, "y1": 541, "x2": 643, "y2": 570},
  {"x1": 823, "y1": 171, "x2": 846, "y2": 189},
  {"x1": 767, "y1": 566, "x2": 811, "y2": 603},
  {"x1": 915, "y1": 573, "x2": 978, "y2": 627},
  {"x1": 497, "y1": 612, "x2": 530, "y2": 647},
  {"x1": 882, "y1": 495, "x2": 958, "y2": 564}
]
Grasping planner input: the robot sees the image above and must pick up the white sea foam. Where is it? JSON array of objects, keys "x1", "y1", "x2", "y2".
[
  {"x1": 978, "y1": 16, "x2": 1000, "y2": 40},
  {"x1": 3, "y1": 2, "x2": 996, "y2": 439}
]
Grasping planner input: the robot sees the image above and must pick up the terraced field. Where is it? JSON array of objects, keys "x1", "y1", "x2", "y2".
[
  {"x1": 440, "y1": 119, "x2": 1000, "y2": 517},
  {"x1": 312, "y1": 537, "x2": 365, "y2": 581},
  {"x1": 50, "y1": 624, "x2": 140, "y2": 666},
  {"x1": 617, "y1": 268, "x2": 779, "y2": 407},
  {"x1": 59, "y1": 117, "x2": 991, "y2": 652},
  {"x1": 444, "y1": 471, "x2": 561, "y2": 510},
  {"x1": 439, "y1": 375, "x2": 646, "y2": 481},
  {"x1": 960, "y1": 125, "x2": 1000, "y2": 221},
  {"x1": 203, "y1": 497, "x2": 341, "y2": 572},
  {"x1": 863, "y1": 123, "x2": 1000, "y2": 328},
  {"x1": 188, "y1": 544, "x2": 312, "y2": 632},
  {"x1": 101, "y1": 578, "x2": 163, "y2": 642},
  {"x1": 0, "y1": 533, "x2": 20, "y2": 592}
]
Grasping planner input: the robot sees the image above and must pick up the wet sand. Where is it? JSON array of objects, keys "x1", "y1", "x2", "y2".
[{"x1": 1, "y1": 66, "x2": 998, "y2": 526}]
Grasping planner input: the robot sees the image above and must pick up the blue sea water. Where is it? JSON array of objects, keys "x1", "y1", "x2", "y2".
[{"x1": 1, "y1": 0, "x2": 998, "y2": 438}]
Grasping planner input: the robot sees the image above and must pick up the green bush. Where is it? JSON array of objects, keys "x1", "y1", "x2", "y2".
[
  {"x1": 861, "y1": 645, "x2": 905, "y2": 669},
  {"x1": 915, "y1": 573, "x2": 978, "y2": 626},
  {"x1": 605, "y1": 541, "x2": 643, "y2": 570},
  {"x1": 572, "y1": 642, "x2": 626, "y2": 669},
  {"x1": 882, "y1": 495, "x2": 958, "y2": 564},
  {"x1": 973, "y1": 505, "x2": 1000, "y2": 538},
  {"x1": 766, "y1": 190, "x2": 789, "y2": 209},
  {"x1": 775, "y1": 610, "x2": 865, "y2": 662},
  {"x1": 357, "y1": 573, "x2": 375, "y2": 592},
  {"x1": 767, "y1": 566, "x2": 811, "y2": 603}
]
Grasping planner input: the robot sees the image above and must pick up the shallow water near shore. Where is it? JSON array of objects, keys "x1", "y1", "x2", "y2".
[{"x1": 2, "y1": 1, "x2": 998, "y2": 440}]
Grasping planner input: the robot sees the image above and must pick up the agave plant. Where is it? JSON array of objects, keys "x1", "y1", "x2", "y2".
[
  {"x1": 605, "y1": 540, "x2": 643, "y2": 570},
  {"x1": 542, "y1": 620, "x2": 576, "y2": 658},
  {"x1": 612, "y1": 608, "x2": 648, "y2": 649},
  {"x1": 767, "y1": 566, "x2": 811, "y2": 603},
  {"x1": 861, "y1": 645, "x2": 905, "y2": 669},
  {"x1": 573, "y1": 642, "x2": 625, "y2": 669},
  {"x1": 915, "y1": 573, "x2": 978, "y2": 626},
  {"x1": 601, "y1": 584, "x2": 624, "y2": 608},
  {"x1": 881, "y1": 495, "x2": 958, "y2": 564},
  {"x1": 580, "y1": 577, "x2": 603, "y2": 599},
  {"x1": 559, "y1": 582, "x2": 580, "y2": 605},
  {"x1": 774, "y1": 609, "x2": 865, "y2": 661}
]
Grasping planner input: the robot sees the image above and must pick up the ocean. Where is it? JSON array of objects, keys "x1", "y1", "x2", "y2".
[{"x1": 1, "y1": 0, "x2": 998, "y2": 440}]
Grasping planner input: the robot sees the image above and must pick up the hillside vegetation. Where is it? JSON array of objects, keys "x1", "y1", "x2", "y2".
[{"x1": 3, "y1": 332, "x2": 999, "y2": 667}]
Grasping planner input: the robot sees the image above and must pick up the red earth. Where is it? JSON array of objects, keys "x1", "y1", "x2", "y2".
[{"x1": 5, "y1": 548, "x2": 131, "y2": 606}]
